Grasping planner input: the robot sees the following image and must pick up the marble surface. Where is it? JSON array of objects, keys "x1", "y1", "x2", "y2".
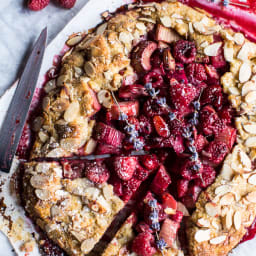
[{"x1": 0, "y1": 0, "x2": 90, "y2": 97}]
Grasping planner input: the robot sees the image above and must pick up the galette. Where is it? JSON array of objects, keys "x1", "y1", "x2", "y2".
[{"x1": 18, "y1": 1, "x2": 256, "y2": 255}]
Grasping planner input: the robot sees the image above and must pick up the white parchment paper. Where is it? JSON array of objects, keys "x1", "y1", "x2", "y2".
[{"x1": 0, "y1": 0, "x2": 255, "y2": 255}]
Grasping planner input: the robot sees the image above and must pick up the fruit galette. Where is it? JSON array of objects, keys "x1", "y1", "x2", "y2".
[{"x1": 19, "y1": 1, "x2": 256, "y2": 255}]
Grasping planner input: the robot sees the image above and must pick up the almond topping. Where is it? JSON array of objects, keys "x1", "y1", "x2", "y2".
[
  {"x1": 245, "y1": 136, "x2": 256, "y2": 148},
  {"x1": 215, "y1": 185, "x2": 231, "y2": 197},
  {"x1": 197, "y1": 218, "x2": 210, "y2": 228},
  {"x1": 248, "y1": 174, "x2": 256, "y2": 185},
  {"x1": 221, "y1": 163, "x2": 233, "y2": 181},
  {"x1": 204, "y1": 42, "x2": 222, "y2": 57},
  {"x1": 30, "y1": 175, "x2": 49, "y2": 189},
  {"x1": 246, "y1": 191, "x2": 256, "y2": 203},
  {"x1": 160, "y1": 16, "x2": 172, "y2": 28},
  {"x1": 220, "y1": 193, "x2": 235, "y2": 205},
  {"x1": 194, "y1": 229, "x2": 211, "y2": 243},
  {"x1": 97, "y1": 90, "x2": 113, "y2": 108},
  {"x1": 239, "y1": 150, "x2": 252, "y2": 169},
  {"x1": 234, "y1": 211, "x2": 242, "y2": 230},
  {"x1": 245, "y1": 91, "x2": 256, "y2": 104},
  {"x1": 66, "y1": 35, "x2": 82, "y2": 46},
  {"x1": 64, "y1": 101, "x2": 80, "y2": 122},
  {"x1": 243, "y1": 122, "x2": 256, "y2": 134},
  {"x1": 205, "y1": 202, "x2": 220, "y2": 217},
  {"x1": 234, "y1": 33, "x2": 245, "y2": 45},
  {"x1": 239, "y1": 62, "x2": 252, "y2": 83},
  {"x1": 209, "y1": 235, "x2": 226, "y2": 245},
  {"x1": 241, "y1": 81, "x2": 256, "y2": 96},
  {"x1": 84, "y1": 139, "x2": 97, "y2": 155},
  {"x1": 224, "y1": 43, "x2": 234, "y2": 62},
  {"x1": 35, "y1": 189, "x2": 51, "y2": 200},
  {"x1": 223, "y1": 209, "x2": 233, "y2": 230},
  {"x1": 81, "y1": 238, "x2": 95, "y2": 254}
]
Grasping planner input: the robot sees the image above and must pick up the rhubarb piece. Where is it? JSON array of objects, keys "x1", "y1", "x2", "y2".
[
  {"x1": 162, "y1": 192, "x2": 177, "y2": 213},
  {"x1": 150, "y1": 165, "x2": 171, "y2": 195},
  {"x1": 153, "y1": 115, "x2": 170, "y2": 138},
  {"x1": 215, "y1": 125, "x2": 236, "y2": 150},
  {"x1": 113, "y1": 156, "x2": 138, "y2": 181},
  {"x1": 177, "y1": 179, "x2": 189, "y2": 198},
  {"x1": 205, "y1": 64, "x2": 220, "y2": 80},
  {"x1": 170, "y1": 211, "x2": 183, "y2": 223},
  {"x1": 131, "y1": 41, "x2": 157, "y2": 73},
  {"x1": 110, "y1": 100, "x2": 139, "y2": 120},
  {"x1": 134, "y1": 165, "x2": 150, "y2": 181},
  {"x1": 95, "y1": 143, "x2": 121, "y2": 155},
  {"x1": 118, "y1": 84, "x2": 147, "y2": 99},
  {"x1": 139, "y1": 154, "x2": 159, "y2": 171},
  {"x1": 85, "y1": 161, "x2": 110, "y2": 184},
  {"x1": 159, "y1": 218, "x2": 180, "y2": 247},
  {"x1": 156, "y1": 24, "x2": 181, "y2": 43},
  {"x1": 93, "y1": 122, "x2": 124, "y2": 147},
  {"x1": 173, "y1": 40, "x2": 196, "y2": 64},
  {"x1": 163, "y1": 48, "x2": 175, "y2": 71}
]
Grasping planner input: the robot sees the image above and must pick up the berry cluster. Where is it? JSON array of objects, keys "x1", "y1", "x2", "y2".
[{"x1": 28, "y1": 0, "x2": 76, "y2": 11}]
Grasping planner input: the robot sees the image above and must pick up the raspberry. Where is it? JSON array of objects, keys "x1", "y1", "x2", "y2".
[
  {"x1": 85, "y1": 161, "x2": 110, "y2": 184},
  {"x1": 139, "y1": 115, "x2": 153, "y2": 135},
  {"x1": 177, "y1": 179, "x2": 189, "y2": 198},
  {"x1": 56, "y1": 0, "x2": 76, "y2": 9},
  {"x1": 62, "y1": 160, "x2": 85, "y2": 180},
  {"x1": 194, "y1": 165, "x2": 216, "y2": 188},
  {"x1": 186, "y1": 63, "x2": 207, "y2": 84},
  {"x1": 202, "y1": 141, "x2": 229, "y2": 164},
  {"x1": 218, "y1": 106, "x2": 233, "y2": 124},
  {"x1": 150, "y1": 165, "x2": 171, "y2": 195},
  {"x1": 143, "y1": 98, "x2": 170, "y2": 117},
  {"x1": 169, "y1": 79, "x2": 197, "y2": 110},
  {"x1": 205, "y1": 65, "x2": 219, "y2": 80},
  {"x1": 134, "y1": 165, "x2": 149, "y2": 181},
  {"x1": 215, "y1": 125, "x2": 236, "y2": 150},
  {"x1": 210, "y1": 49, "x2": 227, "y2": 69},
  {"x1": 132, "y1": 232, "x2": 156, "y2": 256},
  {"x1": 110, "y1": 176, "x2": 123, "y2": 197},
  {"x1": 180, "y1": 160, "x2": 203, "y2": 180},
  {"x1": 200, "y1": 84, "x2": 223, "y2": 110},
  {"x1": 140, "y1": 154, "x2": 159, "y2": 171},
  {"x1": 153, "y1": 115, "x2": 170, "y2": 138},
  {"x1": 113, "y1": 156, "x2": 138, "y2": 181},
  {"x1": 136, "y1": 222, "x2": 153, "y2": 233},
  {"x1": 143, "y1": 71, "x2": 164, "y2": 88},
  {"x1": 27, "y1": 0, "x2": 49, "y2": 11},
  {"x1": 173, "y1": 40, "x2": 196, "y2": 64},
  {"x1": 122, "y1": 178, "x2": 141, "y2": 202},
  {"x1": 168, "y1": 63, "x2": 188, "y2": 84}
]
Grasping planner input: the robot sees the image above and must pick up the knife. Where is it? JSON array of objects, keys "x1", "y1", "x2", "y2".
[{"x1": 0, "y1": 28, "x2": 47, "y2": 173}]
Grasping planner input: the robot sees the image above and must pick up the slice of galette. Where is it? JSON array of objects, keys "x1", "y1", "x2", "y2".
[{"x1": 21, "y1": 0, "x2": 256, "y2": 256}]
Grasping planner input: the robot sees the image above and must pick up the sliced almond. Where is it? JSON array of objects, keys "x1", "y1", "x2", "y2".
[
  {"x1": 228, "y1": 87, "x2": 240, "y2": 96},
  {"x1": 96, "y1": 23, "x2": 108, "y2": 35},
  {"x1": 246, "y1": 191, "x2": 256, "y2": 203},
  {"x1": 197, "y1": 218, "x2": 210, "y2": 228},
  {"x1": 221, "y1": 163, "x2": 233, "y2": 181},
  {"x1": 245, "y1": 91, "x2": 256, "y2": 104},
  {"x1": 219, "y1": 193, "x2": 235, "y2": 205},
  {"x1": 248, "y1": 174, "x2": 256, "y2": 185},
  {"x1": 237, "y1": 42, "x2": 256, "y2": 61},
  {"x1": 35, "y1": 189, "x2": 51, "y2": 200},
  {"x1": 239, "y1": 150, "x2": 251, "y2": 168},
  {"x1": 84, "y1": 61, "x2": 96, "y2": 77},
  {"x1": 46, "y1": 148, "x2": 66, "y2": 158},
  {"x1": 97, "y1": 90, "x2": 113, "y2": 108},
  {"x1": 35, "y1": 163, "x2": 51, "y2": 173},
  {"x1": 234, "y1": 211, "x2": 241, "y2": 230},
  {"x1": 188, "y1": 22, "x2": 194, "y2": 34},
  {"x1": 215, "y1": 185, "x2": 231, "y2": 197},
  {"x1": 204, "y1": 42, "x2": 222, "y2": 57},
  {"x1": 81, "y1": 238, "x2": 95, "y2": 254},
  {"x1": 84, "y1": 138, "x2": 97, "y2": 155},
  {"x1": 243, "y1": 122, "x2": 256, "y2": 134},
  {"x1": 44, "y1": 79, "x2": 56, "y2": 93},
  {"x1": 210, "y1": 235, "x2": 226, "y2": 245},
  {"x1": 160, "y1": 16, "x2": 172, "y2": 28},
  {"x1": 241, "y1": 81, "x2": 256, "y2": 96},
  {"x1": 239, "y1": 62, "x2": 252, "y2": 83},
  {"x1": 224, "y1": 43, "x2": 234, "y2": 62},
  {"x1": 136, "y1": 22, "x2": 147, "y2": 31},
  {"x1": 66, "y1": 35, "x2": 83, "y2": 46},
  {"x1": 205, "y1": 202, "x2": 220, "y2": 217},
  {"x1": 119, "y1": 31, "x2": 133, "y2": 44},
  {"x1": 234, "y1": 33, "x2": 245, "y2": 45},
  {"x1": 245, "y1": 136, "x2": 256, "y2": 148},
  {"x1": 30, "y1": 175, "x2": 49, "y2": 189},
  {"x1": 223, "y1": 209, "x2": 233, "y2": 230},
  {"x1": 102, "y1": 184, "x2": 113, "y2": 200},
  {"x1": 64, "y1": 101, "x2": 80, "y2": 122},
  {"x1": 194, "y1": 229, "x2": 211, "y2": 243}
]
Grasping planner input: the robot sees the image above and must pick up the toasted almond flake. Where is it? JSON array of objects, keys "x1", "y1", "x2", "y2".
[
  {"x1": 224, "y1": 43, "x2": 234, "y2": 62},
  {"x1": 243, "y1": 123, "x2": 256, "y2": 134},
  {"x1": 246, "y1": 191, "x2": 256, "y2": 203},
  {"x1": 30, "y1": 175, "x2": 49, "y2": 189},
  {"x1": 84, "y1": 61, "x2": 96, "y2": 77},
  {"x1": 64, "y1": 101, "x2": 80, "y2": 122},
  {"x1": 241, "y1": 81, "x2": 256, "y2": 96},
  {"x1": 248, "y1": 174, "x2": 256, "y2": 185},
  {"x1": 228, "y1": 87, "x2": 240, "y2": 95},
  {"x1": 35, "y1": 163, "x2": 51, "y2": 173},
  {"x1": 97, "y1": 90, "x2": 113, "y2": 108},
  {"x1": 44, "y1": 79, "x2": 56, "y2": 93},
  {"x1": 188, "y1": 22, "x2": 194, "y2": 34},
  {"x1": 66, "y1": 35, "x2": 82, "y2": 46},
  {"x1": 46, "y1": 148, "x2": 66, "y2": 158},
  {"x1": 237, "y1": 42, "x2": 256, "y2": 61},
  {"x1": 224, "y1": 31, "x2": 234, "y2": 41},
  {"x1": 234, "y1": 33, "x2": 245, "y2": 45},
  {"x1": 171, "y1": 13, "x2": 183, "y2": 19},
  {"x1": 96, "y1": 23, "x2": 107, "y2": 35},
  {"x1": 160, "y1": 16, "x2": 172, "y2": 27},
  {"x1": 38, "y1": 131, "x2": 49, "y2": 143},
  {"x1": 194, "y1": 229, "x2": 211, "y2": 243},
  {"x1": 197, "y1": 218, "x2": 210, "y2": 228},
  {"x1": 204, "y1": 42, "x2": 222, "y2": 57},
  {"x1": 138, "y1": 17, "x2": 156, "y2": 23},
  {"x1": 84, "y1": 139, "x2": 97, "y2": 155},
  {"x1": 35, "y1": 189, "x2": 51, "y2": 200},
  {"x1": 136, "y1": 22, "x2": 147, "y2": 31},
  {"x1": 221, "y1": 164, "x2": 233, "y2": 181},
  {"x1": 239, "y1": 150, "x2": 252, "y2": 168},
  {"x1": 224, "y1": 209, "x2": 233, "y2": 229},
  {"x1": 239, "y1": 62, "x2": 252, "y2": 83},
  {"x1": 205, "y1": 202, "x2": 220, "y2": 217},
  {"x1": 215, "y1": 185, "x2": 231, "y2": 197},
  {"x1": 81, "y1": 238, "x2": 95, "y2": 253},
  {"x1": 103, "y1": 185, "x2": 113, "y2": 200},
  {"x1": 219, "y1": 193, "x2": 235, "y2": 205},
  {"x1": 200, "y1": 41, "x2": 209, "y2": 48},
  {"x1": 119, "y1": 31, "x2": 133, "y2": 44},
  {"x1": 245, "y1": 90, "x2": 256, "y2": 104},
  {"x1": 210, "y1": 235, "x2": 226, "y2": 245},
  {"x1": 234, "y1": 211, "x2": 241, "y2": 230},
  {"x1": 245, "y1": 136, "x2": 256, "y2": 148}
]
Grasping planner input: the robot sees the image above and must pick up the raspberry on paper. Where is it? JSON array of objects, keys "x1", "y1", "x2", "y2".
[{"x1": 27, "y1": 0, "x2": 50, "y2": 11}]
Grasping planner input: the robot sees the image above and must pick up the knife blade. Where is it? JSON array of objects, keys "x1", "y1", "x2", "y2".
[{"x1": 0, "y1": 27, "x2": 47, "y2": 173}]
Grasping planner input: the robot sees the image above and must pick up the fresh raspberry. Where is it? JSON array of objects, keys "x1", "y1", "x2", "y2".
[
  {"x1": 194, "y1": 133, "x2": 208, "y2": 152},
  {"x1": 110, "y1": 176, "x2": 123, "y2": 197},
  {"x1": 139, "y1": 115, "x2": 153, "y2": 135},
  {"x1": 132, "y1": 232, "x2": 156, "y2": 256},
  {"x1": 168, "y1": 63, "x2": 188, "y2": 84},
  {"x1": 150, "y1": 165, "x2": 171, "y2": 195},
  {"x1": 202, "y1": 141, "x2": 229, "y2": 164},
  {"x1": 155, "y1": 149, "x2": 169, "y2": 163},
  {"x1": 170, "y1": 210, "x2": 183, "y2": 223},
  {"x1": 122, "y1": 178, "x2": 141, "y2": 202},
  {"x1": 169, "y1": 135, "x2": 185, "y2": 154},
  {"x1": 136, "y1": 222, "x2": 153, "y2": 233},
  {"x1": 28, "y1": 0, "x2": 49, "y2": 11},
  {"x1": 56, "y1": 0, "x2": 76, "y2": 9},
  {"x1": 134, "y1": 165, "x2": 149, "y2": 181},
  {"x1": 210, "y1": 48, "x2": 227, "y2": 69},
  {"x1": 200, "y1": 84, "x2": 223, "y2": 110},
  {"x1": 173, "y1": 40, "x2": 196, "y2": 64},
  {"x1": 215, "y1": 125, "x2": 236, "y2": 150},
  {"x1": 177, "y1": 179, "x2": 189, "y2": 198},
  {"x1": 204, "y1": 65, "x2": 219, "y2": 81},
  {"x1": 140, "y1": 154, "x2": 159, "y2": 171},
  {"x1": 143, "y1": 98, "x2": 170, "y2": 117},
  {"x1": 194, "y1": 165, "x2": 216, "y2": 188},
  {"x1": 62, "y1": 160, "x2": 85, "y2": 179},
  {"x1": 218, "y1": 106, "x2": 234, "y2": 124},
  {"x1": 85, "y1": 161, "x2": 110, "y2": 184},
  {"x1": 169, "y1": 79, "x2": 197, "y2": 110},
  {"x1": 143, "y1": 71, "x2": 164, "y2": 88},
  {"x1": 186, "y1": 63, "x2": 207, "y2": 84},
  {"x1": 113, "y1": 156, "x2": 138, "y2": 181},
  {"x1": 153, "y1": 115, "x2": 170, "y2": 138}
]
